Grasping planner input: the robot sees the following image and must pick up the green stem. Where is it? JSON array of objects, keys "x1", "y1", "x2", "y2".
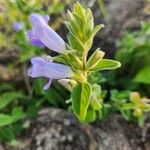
[
  {"x1": 82, "y1": 51, "x2": 88, "y2": 80},
  {"x1": 98, "y1": 0, "x2": 107, "y2": 17}
]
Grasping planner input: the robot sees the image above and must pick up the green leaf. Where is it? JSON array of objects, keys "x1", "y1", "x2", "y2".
[
  {"x1": 134, "y1": 67, "x2": 150, "y2": 84},
  {"x1": 67, "y1": 32, "x2": 85, "y2": 52},
  {"x1": 0, "y1": 84, "x2": 15, "y2": 92},
  {"x1": 0, "y1": 114, "x2": 14, "y2": 127},
  {"x1": 87, "y1": 49, "x2": 105, "y2": 69},
  {"x1": 73, "y1": 72, "x2": 86, "y2": 82},
  {"x1": 12, "y1": 107, "x2": 25, "y2": 121},
  {"x1": 67, "y1": 53, "x2": 83, "y2": 69},
  {"x1": 0, "y1": 127, "x2": 15, "y2": 141},
  {"x1": 74, "y1": 2, "x2": 86, "y2": 32},
  {"x1": 98, "y1": 104, "x2": 112, "y2": 120},
  {"x1": 120, "y1": 109, "x2": 132, "y2": 121},
  {"x1": 33, "y1": 78, "x2": 45, "y2": 95},
  {"x1": 53, "y1": 55, "x2": 68, "y2": 64},
  {"x1": 72, "y1": 82, "x2": 92, "y2": 121},
  {"x1": 89, "y1": 59, "x2": 121, "y2": 71},
  {"x1": 0, "y1": 92, "x2": 22, "y2": 110},
  {"x1": 66, "y1": 11, "x2": 81, "y2": 38},
  {"x1": 45, "y1": 89, "x2": 62, "y2": 107},
  {"x1": 86, "y1": 24, "x2": 104, "y2": 43},
  {"x1": 90, "y1": 84, "x2": 103, "y2": 110},
  {"x1": 110, "y1": 90, "x2": 129, "y2": 103},
  {"x1": 122, "y1": 103, "x2": 135, "y2": 110},
  {"x1": 90, "y1": 98, "x2": 102, "y2": 110},
  {"x1": 138, "y1": 115, "x2": 145, "y2": 127},
  {"x1": 10, "y1": 139, "x2": 21, "y2": 147},
  {"x1": 85, "y1": 9, "x2": 94, "y2": 37},
  {"x1": 84, "y1": 107, "x2": 96, "y2": 123}
]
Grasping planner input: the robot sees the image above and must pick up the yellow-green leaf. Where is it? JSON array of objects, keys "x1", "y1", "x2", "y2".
[
  {"x1": 72, "y1": 82, "x2": 92, "y2": 121},
  {"x1": 89, "y1": 59, "x2": 121, "y2": 71}
]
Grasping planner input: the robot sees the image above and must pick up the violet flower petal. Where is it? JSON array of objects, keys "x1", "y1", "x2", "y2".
[
  {"x1": 43, "y1": 79, "x2": 52, "y2": 90},
  {"x1": 27, "y1": 30, "x2": 45, "y2": 47},
  {"x1": 42, "y1": 15, "x2": 50, "y2": 24},
  {"x1": 28, "y1": 57, "x2": 73, "y2": 79},
  {"x1": 12, "y1": 22, "x2": 24, "y2": 31},
  {"x1": 29, "y1": 13, "x2": 66, "y2": 53},
  {"x1": 33, "y1": 25, "x2": 66, "y2": 53},
  {"x1": 30, "y1": 13, "x2": 50, "y2": 26}
]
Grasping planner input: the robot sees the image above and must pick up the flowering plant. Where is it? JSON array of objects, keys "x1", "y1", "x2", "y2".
[{"x1": 28, "y1": 2, "x2": 121, "y2": 122}]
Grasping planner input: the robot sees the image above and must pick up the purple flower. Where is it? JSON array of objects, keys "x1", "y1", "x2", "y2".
[
  {"x1": 27, "y1": 13, "x2": 66, "y2": 53},
  {"x1": 28, "y1": 57, "x2": 73, "y2": 90},
  {"x1": 27, "y1": 30, "x2": 45, "y2": 47},
  {"x1": 12, "y1": 22, "x2": 24, "y2": 31}
]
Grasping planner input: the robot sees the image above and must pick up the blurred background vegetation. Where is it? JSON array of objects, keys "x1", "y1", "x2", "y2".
[{"x1": 0, "y1": 0, "x2": 150, "y2": 146}]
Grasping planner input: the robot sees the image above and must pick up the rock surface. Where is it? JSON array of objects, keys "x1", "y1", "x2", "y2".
[
  {"x1": 2, "y1": 108, "x2": 150, "y2": 150},
  {"x1": 0, "y1": 144, "x2": 4, "y2": 150}
]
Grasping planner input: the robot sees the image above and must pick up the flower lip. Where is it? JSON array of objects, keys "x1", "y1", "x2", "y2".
[
  {"x1": 28, "y1": 57, "x2": 73, "y2": 90},
  {"x1": 27, "y1": 30, "x2": 45, "y2": 47},
  {"x1": 28, "y1": 57, "x2": 73, "y2": 79},
  {"x1": 43, "y1": 79, "x2": 52, "y2": 90}
]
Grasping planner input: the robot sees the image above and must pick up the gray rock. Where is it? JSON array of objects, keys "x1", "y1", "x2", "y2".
[
  {"x1": 4, "y1": 108, "x2": 146, "y2": 150},
  {"x1": 0, "y1": 144, "x2": 4, "y2": 150}
]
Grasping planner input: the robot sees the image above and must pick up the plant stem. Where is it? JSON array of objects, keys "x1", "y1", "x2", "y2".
[
  {"x1": 82, "y1": 52, "x2": 88, "y2": 80},
  {"x1": 98, "y1": 0, "x2": 107, "y2": 17}
]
